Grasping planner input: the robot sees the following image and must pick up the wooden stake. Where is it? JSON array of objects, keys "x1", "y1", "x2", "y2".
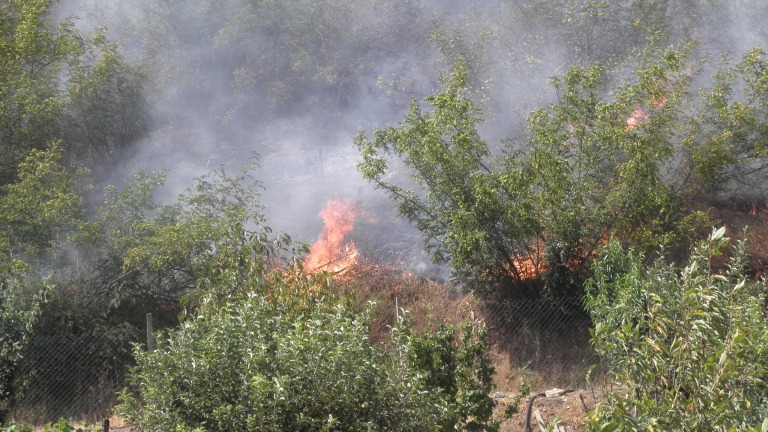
[
  {"x1": 146, "y1": 313, "x2": 155, "y2": 352},
  {"x1": 579, "y1": 393, "x2": 589, "y2": 413}
]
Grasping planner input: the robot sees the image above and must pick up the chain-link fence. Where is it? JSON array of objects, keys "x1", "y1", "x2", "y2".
[
  {"x1": 8, "y1": 328, "x2": 141, "y2": 425},
  {"x1": 475, "y1": 297, "x2": 595, "y2": 386},
  {"x1": 6, "y1": 296, "x2": 595, "y2": 425}
]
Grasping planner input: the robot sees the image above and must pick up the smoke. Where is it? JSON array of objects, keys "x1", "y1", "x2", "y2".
[{"x1": 50, "y1": 0, "x2": 768, "y2": 279}]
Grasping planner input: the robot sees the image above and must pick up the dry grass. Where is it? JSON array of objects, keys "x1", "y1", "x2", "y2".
[
  {"x1": 341, "y1": 259, "x2": 598, "y2": 396},
  {"x1": 339, "y1": 260, "x2": 604, "y2": 431}
]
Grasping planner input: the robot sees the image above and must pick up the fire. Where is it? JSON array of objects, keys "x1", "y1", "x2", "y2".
[
  {"x1": 304, "y1": 199, "x2": 365, "y2": 274},
  {"x1": 506, "y1": 241, "x2": 544, "y2": 281},
  {"x1": 626, "y1": 95, "x2": 667, "y2": 130},
  {"x1": 502, "y1": 235, "x2": 608, "y2": 282},
  {"x1": 625, "y1": 74, "x2": 671, "y2": 130},
  {"x1": 626, "y1": 104, "x2": 648, "y2": 129},
  {"x1": 749, "y1": 202, "x2": 768, "y2": 215}
]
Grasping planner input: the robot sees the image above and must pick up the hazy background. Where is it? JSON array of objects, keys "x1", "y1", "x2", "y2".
[{"x1": 50, "y1": 0, "x2": 768, "y2": 277}]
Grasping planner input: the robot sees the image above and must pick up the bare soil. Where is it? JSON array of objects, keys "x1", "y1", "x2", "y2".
[
  {"x1": 94, "y1": 388, "x2": 610, "y2": 432},
  {"x1": 498, "y1": 388, "x2": 608, "y2": 432}
]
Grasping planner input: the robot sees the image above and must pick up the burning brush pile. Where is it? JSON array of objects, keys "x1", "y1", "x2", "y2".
[
  {"x1": 303, "y1": 198, "x2": 410, "y2": 287},
  {"x1": 304, "y1": 199, "x2": 366, "y2": 275}
]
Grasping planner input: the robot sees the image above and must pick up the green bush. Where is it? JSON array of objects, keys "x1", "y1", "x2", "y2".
[
  {"x1": 1, "y1": 420, "x2": 98, "y2": 432},
  {"x1": 1, "y1": 422, "x2": 33, "y2": 432},
  {"x1": 354, "y1": 53, "x2": 713, "y2": 301},
  {"x1": 584, "y1": 227, "x2": 768, "y2": 431},
  {"x1": 396, "y1": 317, "x2": 498, "y2": 432},
  {"x1": 118, "y1": 293, "x2": 499, "y2": 431}
]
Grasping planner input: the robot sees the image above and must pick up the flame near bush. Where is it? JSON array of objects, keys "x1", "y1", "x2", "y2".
[{"x1": 305, "y1": 199, "x2": 368, "y2": 275}]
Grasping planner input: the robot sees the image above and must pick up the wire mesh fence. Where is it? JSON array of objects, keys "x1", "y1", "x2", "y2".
[
  {"x1": 479, "y1": 296, "x2": 591, "y2": 331},
  {"x1": 475, "y1": 297, "x2": 595, "y2": 386},
  {"x1": 6, "y1": 296, "x2": 595, "y2": 425},
  {"x1": 9, "y1": 328, "x2": 141, "y2": 425}
]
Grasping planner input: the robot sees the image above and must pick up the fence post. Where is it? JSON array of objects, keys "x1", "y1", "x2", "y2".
[
  {"x1": 146, "y1": 313, "x2": 155, "y2": 352},
  {"x1": 395, "y1": 297, "x2": 402, "y2": 322},
  {"x1": 102, "y1": 418, "x2": 109, "y2": 432}
]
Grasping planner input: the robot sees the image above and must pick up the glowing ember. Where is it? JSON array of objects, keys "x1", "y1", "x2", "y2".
[
  {"x1": 305, "y1": 199, "x2": 365, "y2": 274},
  {"x1": 748, "y1": 202, "x2": 768, "y2": 215}
]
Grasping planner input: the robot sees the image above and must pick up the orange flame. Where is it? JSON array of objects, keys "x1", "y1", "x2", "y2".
[
  {"x1": 626, "y1": 89, "x2": 668, "y2": 130},
  {"x1": 305, "y1": 199, "x2": 365, "y2": 274},
  {"x1": 502, "y1": 235, "x2": 608, "y2": 283},
  {"x1": 626, "y1": 104, "x2": 648, "y2": 129},
  {"x1": 505, "y1": 241, "x2": 544, "y2": 281}
]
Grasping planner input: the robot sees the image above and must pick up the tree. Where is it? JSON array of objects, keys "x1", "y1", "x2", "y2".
[
  {"x1": 0, "y1": 146, "x2": 287, "y2": 419},
  {"x1": 356, "y1": 47, "x2": 768, "y2": 300},
  {"x1": 107, "y1": 0, "x2": 433, "y2": 117},
  {"x1": 0, "y1": 0, "x2": 82, "y2": 185},
  {"x1": 38, "y1": 156, "x2": 269, "y2": 332},
  {"x1": 672, "y1": 47, "x2": 768, "y2": 197},
  {"x1": 0, "y1": 0, "x2": 148, "y2": 187},
  {"x1": 356, "y1": 58, "x2": 668, "y2": 299},
  {"x1": 0, "y1": 146, "x2": 88, "y2": 417},
  {"x1": 63, "y1": 44, "x2": 150, "y2": 182}
]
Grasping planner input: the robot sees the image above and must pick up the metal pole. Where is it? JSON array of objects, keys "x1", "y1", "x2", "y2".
[
  {"x1": 395, "y1": 297, "x2": 402, "y2": 322},
  {"x1": 102, "y1": 418, "x2": 109, "y2": 432},
  {"x1": 146, "y1": 313, "x2": 155, "y2": 352}
]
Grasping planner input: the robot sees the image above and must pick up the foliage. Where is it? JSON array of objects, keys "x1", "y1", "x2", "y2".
[
  {"x1": 1, "y1": 422, "x2": 33, "y2": 432},
  {"x1": 538, "y1": 417, "x2": 563, "y2": 432},
  {"x1": 0, "y1": 281, "x2": 43, "y2": 419},
  {"x1": 0, "y1": 0, "x2": 147, "y2": 186},
  {"x1": 673, "y1": 47, "x2": 768, "y2": 196},
  {"x1": 502, "y1": 380, "x2": 531, "y2": 418},
  {"x1": 0, "y1": 0, "x2": 82, "y2": 185},
  {"x1": 395, "y1": 316, "x2": 498, "y2": 432},
  {"x1": 63, "y1": 43, "x2": 149, "y2": 181},
  {"x1": 42, "y1": 420, "x2": 99, "y2": 432},
  {"x1": 0, "y1": 146, "x2": 87, "y2": 413},
  {"x1": 0, "y1": 150, "x2": 272, "y2": 416},
  {"x1": 101, "y1": 0, "x2": 434, "y2": 118},
  {"x1": 492, "y1": 0, "x2": 726, "y2": 73},
  {"x1": 28, "y1": 155, "x2": 269, "y2": 334},
  {"x1": 2, "y1": 421, "x2": 99, "y2": 432},
  {"x1": 0, "y1": 145, "x2": 89, "y2": 266},
  {"x1": 119, "y1": 287, "x2": 499, "y2": 432},
  {"x1": 357, "y1": 42, "x2": 768, "y2": 300},
  {"x1": 584, "y1": 227, "x2": 768, "y2": 431}
]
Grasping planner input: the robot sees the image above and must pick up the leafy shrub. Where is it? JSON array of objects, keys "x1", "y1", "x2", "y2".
[
  {"x1": 0, "y1": 146, "x2": 84, "y2": 418},
  {"x1": 2, "y1": 420, "x2": 98, "y2": 432},
  {"x1": 1, "y1": 422, "x2": 33, "y2": 432},
  {"x1": 119, "y1": 292, "x2": 499, "y2": 431},
  {"x1": 41, "y1": 420, "x2": 99, "y2": 432},
  {"x1": 396, "y1": 317, "x2": 498, "y2": 431},
  {"x1": 584, "y1": 227, "x2": 768, "y2": 431}
]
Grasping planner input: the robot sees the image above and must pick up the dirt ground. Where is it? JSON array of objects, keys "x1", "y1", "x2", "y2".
[
  {"x1": 498, "y1": 388, "x2": 607, "y2": 432},
  {"x1": 103, "y1": 388, "x2": 606, "y2": 432},
  {"x1": 102, "y1": 415, "x2": 132, "y2": 432}
]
